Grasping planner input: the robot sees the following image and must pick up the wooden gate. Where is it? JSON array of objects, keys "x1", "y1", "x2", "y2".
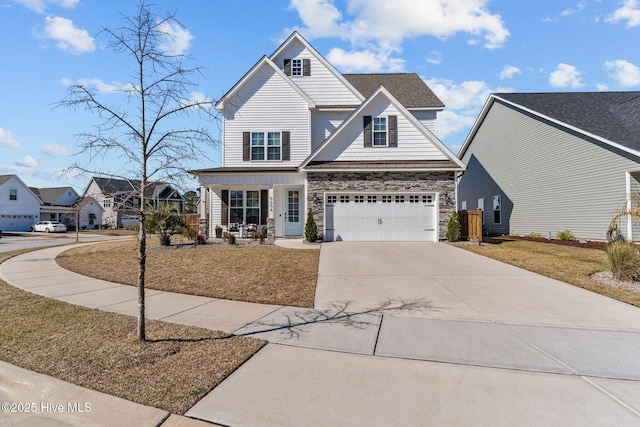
[
  {"x1": 459, "y1": 209, "x2": 483, "y2": 242},
  {"x1": 183, "y1": 213, "x2": 207, "y2": 233}
]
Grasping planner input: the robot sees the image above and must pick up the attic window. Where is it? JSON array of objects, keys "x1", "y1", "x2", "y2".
[
  {"x1": 284, "y1": 58, "x2": 310, "y2": 76},
  {"x1": 292, "y1": 59, "x2": 302, "y2": 76},
  {"x1": 9, "y1": 189, "x2": 17, "y2": 201},
  {"x1": 373, "y1": 117, "x2": 387, "y2": 146},
  {"x1": 364, "y1": 115, "x2": 397, "y2": 147}
]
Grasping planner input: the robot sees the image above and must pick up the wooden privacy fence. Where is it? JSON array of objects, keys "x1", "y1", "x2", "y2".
[
  {"x1": 459, "y1": 209, "x2": 483, "y2": 242},
  {"x1": 183, "y1": 213, "x2": 207, "y2": 233}
]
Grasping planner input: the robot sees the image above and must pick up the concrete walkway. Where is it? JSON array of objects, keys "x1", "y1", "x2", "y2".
[{"x1": 1, "y1": 241, "x2": 640, "y2": 426}]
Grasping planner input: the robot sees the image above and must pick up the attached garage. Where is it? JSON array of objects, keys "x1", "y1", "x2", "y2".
[{"x1": 324, "y1": 193, "x2": 438, "y2": 241}]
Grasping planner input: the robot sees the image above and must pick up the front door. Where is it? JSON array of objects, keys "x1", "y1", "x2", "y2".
[{"x1": 284, "y1": 188, "x2": 302, "y2": 236}]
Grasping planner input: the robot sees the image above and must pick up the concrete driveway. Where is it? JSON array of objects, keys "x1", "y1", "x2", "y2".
[
  {"x1": 189, "y1": 242, "x2": 640, "y2": 426},
  {"x1": 314, "y1": 242, "x2": 640, "y2": 329}
]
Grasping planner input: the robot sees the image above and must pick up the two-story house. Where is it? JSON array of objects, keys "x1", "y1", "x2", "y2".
[
  {"x1": 29, "y1": 186, "x2": 80, "y2": 227},
  {"x1": 0, "y1": 174, "x2": 42, "y2": 231},
  {"x1": 81, "y1": 177, "x2": 184, "y2": 229},
  {"x1": 192, "y1": 32, "x2": 464, "y2": 242}
]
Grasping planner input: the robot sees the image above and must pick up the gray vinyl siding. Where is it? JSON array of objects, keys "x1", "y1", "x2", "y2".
[{"x1": 459, "y1": 100, "x2": 640, "y2": 240}]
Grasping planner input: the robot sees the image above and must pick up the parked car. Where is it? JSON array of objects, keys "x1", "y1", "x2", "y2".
[{"x1": 29, "y1": 221, "x2": 67, "y2": 233}]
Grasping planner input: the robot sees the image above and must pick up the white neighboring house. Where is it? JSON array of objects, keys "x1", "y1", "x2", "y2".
[
  {"x1": 81, "y1": 177, "x2": 184, "y2": 229},
  {"x1": 0, "y1": 175, "x2": 42, "y2": 231},
  {"x1": 192, "y1": 32, "x2": 465, "y2": 242},
  {"x1": 29, "y1": 186, "x2": 80, "y2": 228}
]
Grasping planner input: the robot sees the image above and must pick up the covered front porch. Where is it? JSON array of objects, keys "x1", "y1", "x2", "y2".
[{"x1": 194, "y1": 168, "x2": 308, "y2": 239}]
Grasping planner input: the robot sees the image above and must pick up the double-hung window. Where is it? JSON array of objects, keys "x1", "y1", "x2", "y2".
[
  {"x1": 229, "y1": 190, "x2": 260, "y2": 224},
  {"x1": 9, "y1": 189, "x2": 17, "y2": 200},
  {"x1": 251, "y1": 132, "x2": 265, "y2": 161},
  {"x1": 373, "y1": 117, "x2": 387, "y2": 146},
  {"x1": 267, "y1": 132, "x2": 281, "y2": 160},
  {"x1": 251, "y1": 132, "x2": 281, "y2": 161}
]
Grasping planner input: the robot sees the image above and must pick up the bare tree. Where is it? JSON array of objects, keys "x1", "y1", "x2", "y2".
[{"x1": 57, "y1": 1, "x2": 217, "y2": 341}]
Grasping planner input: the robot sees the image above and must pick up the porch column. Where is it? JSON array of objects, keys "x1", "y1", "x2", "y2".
[
  {"x1": 198, "y1": 185, "x2": 208, "y2": 238},
  {"x1": 626, "y1": 172, "x2": 633, "y2": 241}
]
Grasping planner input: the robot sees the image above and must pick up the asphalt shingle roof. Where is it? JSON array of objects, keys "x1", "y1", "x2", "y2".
[
  {"x1": 29, "y1": 187, "x2": 74, "y2": 205},
  {"x1": 343, "y1": 73, "x2": 444, "y2": 109},
  {"x1": 496, "y1": 92, "x2": 640, "y2": 152}
]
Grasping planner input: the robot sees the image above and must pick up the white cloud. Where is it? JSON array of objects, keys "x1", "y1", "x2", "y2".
[
  {"x1": 425, "y1": 78, "x2": 511, "y2": 140},
  {"x1": 14, "y1": 0, "x2": 78, "y2": 13},
  {"x1": 41, "y1": 15, "x2": 94, "y2": 54},
  {"x1": 426, "y1": 78, "x2": 495, "y2": 110},
  {"x1": 327, "y1": 47, "x2": 404, "y2": 72},
  {"x1": 549, "y1": 63, "x2": 585, "y2": 88},
  {"x1": 15, "y1": 155, "x2": 38, "y2": 168},
  {"x1": 607, "y1": 0, "x2": 640, "y2": 28},
  {"x1": 0, "y1": 128, "x2": 22, "y2": 149},
  {"x1": 289, "y1": 0, "x2": 509, "y2": 72},
  {"x1": 41, "y1": 142, "x2": 69, "y2": 156},
  {"x1": 426, "y1": 50, "x2": 442, "y2": 65},
  {"x1": 499, "y1": 65, "x2": 521, "y2": 80},
  {"x1": 596, "y1": 83, "x2": 610, "y2": 91},
  {"x1": 561, "y1": 2, "x2": 587, "y2": 17},
  {"x1": 158, "y1": 21, "x2": 194, "y2": 56},
  {"x1": 61, "y1": 77, "x2": 132, "y2": 94},
  {"x1": 604, "y1": 59, "x2": 640, "y2": 86}
]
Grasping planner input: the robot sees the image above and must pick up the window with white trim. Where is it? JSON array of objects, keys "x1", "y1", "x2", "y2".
[
  {"x1": 9, "y1": 189, "x2": 17, "y2": 200},
  {"x1": 251, "y1": 132, "x2": 281, "y2": 161},
  {"x1": 367, "y1": 195, "x2": 377, "y2": 203},
  {"x1": 354, "y1": 195, "x2": 364, "y2": 203},
  {"x1": 339, "y1": 195, "x2": 349, "y2": 203},
  {"x1": 327, "y1": 195, "x2": 337, "y2": 204},
  {"x1": 291, "y1": 59, "x2": 302, "y2": 76},
  {"x1": 382, "y1": 195, "x2": 392, "y2": 203},
  {"x1": 493, "y1": 195, "x2": 501, "y2": 224},
  {"x1": 373, "y1": 117, "x2": 387, "y2": 146}
]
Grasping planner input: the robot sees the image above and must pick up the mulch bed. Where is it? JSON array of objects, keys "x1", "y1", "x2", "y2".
[{"x1": 487, "y1": 235, "x2": 608, "y2": 251}]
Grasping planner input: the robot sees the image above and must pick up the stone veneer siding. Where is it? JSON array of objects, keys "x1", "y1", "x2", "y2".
[{"x1": 306, "y1": 171, "x2": 456, "y2": 241}]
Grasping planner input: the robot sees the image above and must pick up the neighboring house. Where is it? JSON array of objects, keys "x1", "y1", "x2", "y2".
[
  {"x1": 457, "y1": 91, "x2": 640, "y2": 241},
  {"x1": 81, "y1": 177, "x2": 184, "y2": 228},
  {"x1": 0, "y1": 175, "x2": 42, "y2": 231},
  {"x1": 30, "y1": 186, "x2": 80, "y2": 227},
  {"x1": 192, "y1": 32, "x2": 464, "y2": 242}
]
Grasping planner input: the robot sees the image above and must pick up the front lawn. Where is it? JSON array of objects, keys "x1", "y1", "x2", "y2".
[
  {"x1": 57, "y1": 240, "x2": 320, "y2": 308},
  {"x1": 0, "y1": 248, "x2": 265, "y2": 415},
  {"x1": 457, "y1": 237, "x2": 640, "y2": 308}
]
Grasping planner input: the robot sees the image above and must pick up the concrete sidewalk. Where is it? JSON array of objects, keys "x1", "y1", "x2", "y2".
[{"x1": 1, "y1": 241, "x2": 640, "y2": 426}]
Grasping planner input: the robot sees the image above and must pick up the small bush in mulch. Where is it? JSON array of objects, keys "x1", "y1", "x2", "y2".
[{"x1": 489, "y1": 235, "x2": 608, "y2": 251}]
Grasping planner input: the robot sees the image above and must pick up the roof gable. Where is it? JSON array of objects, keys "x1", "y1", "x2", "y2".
[
  {"x1": 301, "y1": 86, "x2": 464, "y2": 169},
  {"x1": 269, "y1": 32, "x2": 364, "y2": 105},
  {"x1": 0, "y1": 175, "x2": 43, "y2": 205},
  {"x1": 215, "y1": 55, "x2": 315, "y2": 111},
  {"x1": 459, "y1": 91, "x2": 640, "y2": 159},
  {"x1": 29, "y1": 186, "x2": 78, "y2": 205},
  {"x1": 343, "y1": 73, "x2": 444, "y2": 109}
]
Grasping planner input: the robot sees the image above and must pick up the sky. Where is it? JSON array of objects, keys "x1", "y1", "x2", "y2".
[{"x1": 0, "y1": 0, "x2": 638, "y2": 192}]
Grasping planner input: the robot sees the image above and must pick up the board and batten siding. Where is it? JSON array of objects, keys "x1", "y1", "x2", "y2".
[
  {"x1": 271, "y1": 40, "x2": 362, "y2": 106},
  {"x1": 459, "y1": 100, "x2": 640, "y2": 240},
  {"x1": 313, "y1": 97, "x2": 448, "y2": 163},
  {"x1": 222, "y1": 65, "x2": 311, "y2": 167}
]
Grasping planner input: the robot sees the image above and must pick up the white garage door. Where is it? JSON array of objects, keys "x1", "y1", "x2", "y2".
[{"x1": 325, "y1": 193, "x2": 438, "y2": 242}]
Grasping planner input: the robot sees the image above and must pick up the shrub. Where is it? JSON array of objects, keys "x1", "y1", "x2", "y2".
[
  {"x1": 195, "y1": 234, "x2": 207, "y2": 245},
  {"x1": 446, "y1": 211, "x2": 461, "y2": 242},
  {"x1": 228, "y1": 234, "x2": 236, "y2": 245},
  {"x1": 527, "y1": 232, "x2": 543, "y2": 239},
  {"x1": 607, "y1": 240, "x2": 640, "y2": 280},
  {"x1": 556, "y1": 230, "x2": 574, "y2": 241},
  {"x1": 304, "y1": 208, "x2": 318, "y2": 242}
]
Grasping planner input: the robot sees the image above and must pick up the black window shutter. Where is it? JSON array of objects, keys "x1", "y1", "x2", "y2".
[
  {"x1": 221, "y1": 190, "x2": 229, "y2": 226},
  {"x1": 260, "y1": 190, "x2": 268, "y2": 225},
  {"x1": 303, "y1": 58, "x2": 311, "y2": 76},
  {"x1": 243, "y1": 132, "x2": 250, "y2": 161},
  {"x1": 363, "y1": 116, "x2": 372, "y2": 147},
  {"x1": 284, "y1": 59, "x2": 291, "y2": 76},
  {"x1": 389, "y1": 115, "x2": 397, "y2": 147},
  {"x1": 282, "y1": 131, "x2": 290, "y2": 160}
]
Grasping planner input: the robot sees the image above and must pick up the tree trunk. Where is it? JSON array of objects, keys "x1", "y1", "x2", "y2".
[{"x1": 137, "y1": 216, "x2": 146, "y2": 341}]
